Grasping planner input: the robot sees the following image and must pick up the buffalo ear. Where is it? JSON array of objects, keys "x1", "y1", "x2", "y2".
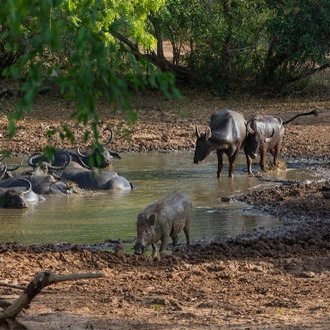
[
  {"x1": 148, "y1": 215, "x2": 156, "y2": 226},
  {"x1": 205, "y1": 127, "x2": 212, "y2": 140}
]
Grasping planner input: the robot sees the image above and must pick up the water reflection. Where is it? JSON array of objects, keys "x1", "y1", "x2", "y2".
[{"x1": 0, "y1": 152, "x2": 315, "y2": 246}]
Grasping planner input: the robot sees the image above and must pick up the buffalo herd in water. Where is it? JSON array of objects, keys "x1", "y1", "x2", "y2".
[{"x1": 0, "y1": 109, "x2": 317, "y2": 257}]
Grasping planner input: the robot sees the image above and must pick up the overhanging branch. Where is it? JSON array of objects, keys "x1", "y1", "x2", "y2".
[{"x1": 110, "y1": 30, "x2": 191, "y2": 81}]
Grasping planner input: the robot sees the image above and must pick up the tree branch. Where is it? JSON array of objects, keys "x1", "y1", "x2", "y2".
[
  {"x1": 287, "y1": 62, "x2": 330, "y2": 84},
  {"x1": 0, "y1": 271, "x2": 102, "y2": 326},
  {"x1": 110, "y1": 29, "x2": 191, "y2": 81}
]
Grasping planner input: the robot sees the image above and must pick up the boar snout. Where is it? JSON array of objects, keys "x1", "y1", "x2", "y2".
[{"x1": 134, "y1": 242, "x2": 144, "y2": 255}]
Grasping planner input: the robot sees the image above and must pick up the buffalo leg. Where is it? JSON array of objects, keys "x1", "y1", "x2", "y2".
[
  {"x1": 216, "y1": 150, "x2": 224, "y2": 177},
  {"x1": 227, "y1": 148, "x2": 239, "y2": 177},
  {"x1": 273, "y1": 142, "x2": 282, "y2": 168},
  {"x1": 244, "y1": 148, "x2": 253, "y2": 174},
  {"x1": 246, "y1": 155, "x2": 253, "y2": 174},
  {"x1": 269, "y1": 145, "x2": 281, "y2": 169},
  {"x1": 259, "y1": 149, "x2": 267, "y2": 171}
]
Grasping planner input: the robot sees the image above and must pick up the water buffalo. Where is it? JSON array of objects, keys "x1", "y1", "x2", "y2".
[
  {"x1": 27, "y1": 151, "x2": 71, "y2": 171},
  {"x1": 244, "y1": 110, "x2": 318, "y2": 173},
  {"x1": 20, "y1": 173, "x2": 74, "y2": 195},
  {"x1": 194, "y1": 109, "x2": 247, "y2": 177},
  {"x1": 28, "y1": 128, "x2": 120, "y2": 169},
  {"x1": 22, "y1": 152, "x2": 74, "y2": 194},
  {"x1": 53, "y1": 162, "x2": 134, "y2": 190},
  {"x1": 0, "y1": 158, "x2": 23, "y2": 179},
  {"x1": 134, "y1": 191, "x2": 192, "y2": 258},
  {"x1": 0, "y1": 178, "x2": 45, "y2": 208}
]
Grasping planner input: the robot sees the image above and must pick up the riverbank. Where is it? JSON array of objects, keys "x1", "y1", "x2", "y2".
[{"x1": 1, "y1": 91, "x2": 330, "y2": 329}]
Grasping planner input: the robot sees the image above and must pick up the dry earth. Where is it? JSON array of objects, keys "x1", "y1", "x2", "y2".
[{"x1": 1, "y1": 89, "x2": 330, "y2": 329}]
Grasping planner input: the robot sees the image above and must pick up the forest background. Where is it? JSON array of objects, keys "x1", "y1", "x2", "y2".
[{"x1": 1, "y1": 0, "x2": 330, "y2": 156}]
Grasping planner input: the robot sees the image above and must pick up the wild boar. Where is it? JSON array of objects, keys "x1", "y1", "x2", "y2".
[{"x1": 134, "y1": 191, "x2": 192, "y2": 258}]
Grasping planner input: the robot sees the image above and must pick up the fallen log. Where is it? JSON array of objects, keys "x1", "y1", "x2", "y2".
[{"x1": 0, "y1": 271, "x2": 102, "y2": 329}]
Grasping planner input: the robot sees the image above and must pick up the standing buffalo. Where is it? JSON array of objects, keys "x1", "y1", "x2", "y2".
[
  {"x1": 244, "y1": 110, "x2": 318, "y2": 173},
  {"x1": 194, "y1": 109, "x2": 247, "y2": 177},
  {"x1": 134, "y1": 191, "x2": 192, "y2": 258}
]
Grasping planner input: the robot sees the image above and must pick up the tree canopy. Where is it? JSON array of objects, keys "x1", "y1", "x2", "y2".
[
  {"x1": 1, "y1": 0, "x2": 329, "y2": 151},
  {"x1": 146, "y1": 0, "x2": 330, "y2": 94},
  {"x1": 0, "y1": 0, "x2": 180, "y2": 155}
]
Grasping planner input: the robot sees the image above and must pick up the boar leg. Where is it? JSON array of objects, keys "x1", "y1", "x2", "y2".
[
  {"x1": 183, "y1": 226, "x2": 190, "y2": 245},
  {"x1": 158, "y1": 236, "x2": 169, "y2": 258},
  {"x1": 172, "y1": 234, "x2": 179, "y2": 247},
  {"x1": 151, "y1": 242, "x2": 158, "y2": 259}
]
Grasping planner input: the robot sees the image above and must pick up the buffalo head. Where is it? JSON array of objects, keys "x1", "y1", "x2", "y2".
[
  {"x1": 28, "y1": 151, "x2": 71, "y2": 174},
  {"x1": 77, "y1": 127, "x2": 121, "y2": 169},
  {"x1": 0, "y1": 158, "x2": 23, "y2": 179},
  {"x1": 245, "y1": 120, "x2": 274, "y2": 159},
  {"x1": 0, "y1": 179, "x2": 31, "y2": 209},
  {"x1": 194, "y1": 123, "x2": 213, "y2": 164}
]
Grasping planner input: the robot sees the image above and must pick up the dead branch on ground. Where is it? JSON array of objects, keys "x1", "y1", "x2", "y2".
[{"x1": 0, "y1": 271, "x2": 102, "y2": 330}]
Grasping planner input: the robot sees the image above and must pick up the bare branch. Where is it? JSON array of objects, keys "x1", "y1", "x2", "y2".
[{"x1": 0, "y1": 271, "x2": 102, "y2": 326}]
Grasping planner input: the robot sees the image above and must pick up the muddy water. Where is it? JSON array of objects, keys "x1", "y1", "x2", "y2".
[{"x1": 0, "y1": 152, "x2": 315, "y2": 251}]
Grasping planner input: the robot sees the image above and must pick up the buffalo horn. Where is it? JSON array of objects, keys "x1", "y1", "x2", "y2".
[
  {"x1": 28, "y1": 151, "x2": 71, "y2": 170},
  {"x1": 77, "y1": 146, "x2": 91, "y2": 158},
  {"x1": 195, "y1": 123, "x2": 201, "y2": 139},
  {"x1": 17, "y1": 178, "x2": 32, "y2": 195},
  {"x1": 246, "y1": 120, "x2": 255, "y2": 134},
  {"x1": 77, "y1": 152, "x2": 92, "y2": 169},
  {"x1": 47, "y1": 152, "x2": 72, "y2": 170},
  {"x1": 6, "y1": 158, "x2": 23, "y2": 172},
  {"x1": 0, "y1": 164, "x2": 7, "y2": 179},
  {"x1": 103, "y1": 127, "x2": 114, "y2": 147},
  {"x1": 28, "y1": 152, "x2": 44, "y2": 167}
]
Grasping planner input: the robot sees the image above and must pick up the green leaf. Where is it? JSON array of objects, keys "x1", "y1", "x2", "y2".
[{"x1": 8, "y1": 120, "x2": 17, "y2": 138}]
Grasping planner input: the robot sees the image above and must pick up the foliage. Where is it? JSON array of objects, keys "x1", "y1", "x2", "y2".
[
  {"x1": 261, "y1": 0, "x2": 330, "y2": 92},
  {"x1": 151, "y1": 0, "x2": 330, "y2": 95},
  {"x1": 0, "y1": 0, "x2": 180, "y2": 163}
]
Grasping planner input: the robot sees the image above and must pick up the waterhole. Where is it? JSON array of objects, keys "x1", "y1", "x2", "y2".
[{"x1": 0, "y1": 152, "x2": 315, "y2": 252}]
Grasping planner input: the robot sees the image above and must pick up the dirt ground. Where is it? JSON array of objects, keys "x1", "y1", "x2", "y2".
[{"x1": 1, "y1": 89, "x2": 330, "y2": 329}]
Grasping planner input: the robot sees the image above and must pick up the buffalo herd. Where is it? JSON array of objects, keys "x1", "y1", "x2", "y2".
[
  {"x1": 194, "y1": 109, "x2": 317, "y2": 177},
  {"x1": 0, "y1": 110, "x2": 318, "y2": 210},
  {"x1": 0, "y1": 127, "x2": 131, "y2": 208}
]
